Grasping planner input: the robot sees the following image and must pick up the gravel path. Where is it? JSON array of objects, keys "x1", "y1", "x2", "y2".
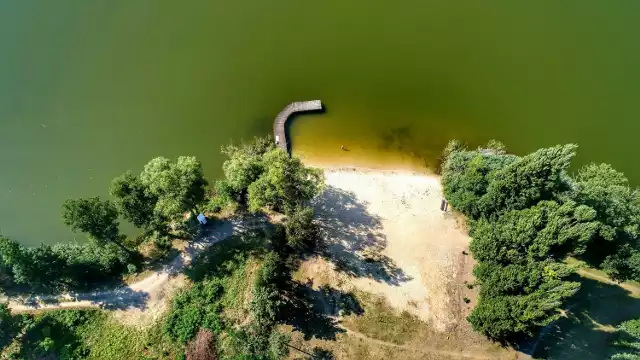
[{"x1": 7, "y1": 220, "x2": 241, "y2": 313}]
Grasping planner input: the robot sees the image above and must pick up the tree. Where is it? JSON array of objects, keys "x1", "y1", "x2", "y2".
[
  {"x1": 469, "y1": 200, "x2": 598, "y2": 264},
  {"x1": 441, "y1": 141, "x2": 517, "y2": 219},
  {"x1": 247, "y1": 148, "x2": 324, "y2": 213},
  {"x1": 165, "y1": 280, "x2": 224, "y2": 344},
  {"x1": 140, "y1": 156, "x2": 208, "y2": 220},
  {"x1": 219, "y1": 137, "x2": 323, "y2": 214},
  {"x1": 442, "y1": 151, "x2": 516, "y2": 218},
  {"x1": 0, "y1": 302, "x2": 19, "y2": 351},
  {"x1": 110, "y1": 172, "x2": 157, "y2": 229},
  {"x1": 61, "y1": 197, "x2": 130, "y2": 253},
  {"x1": 0, "y1": 236, "x2": 127, "y2": 293},
  {"x1": 574, "y1": 163, "x2": 640, "y2": 280},
  {"x1": 52, "y1": 241, "x2": 127, "y2": 289},
  {"x1": 480, "y1": 144, "x2": 577, "y2": 217},
  {"x1": 609, "y1": 318, "x2": 640, "y2": 359},
  {"x1": 468, "y1": 276, "x2": 580, "y2": 340},
  {"x1": 222, "y1": 144, "x2": 265, "y2": 195},
  {"x1": 575, "y1": 163, "x2": 640, "y2": 242},
  {"x1": 601, "y1": 244, "x2": 640, "y2": 282},
  {"x1": 0, "y1": 237, "x2": 64, "y2": 292},
  {"x1": 473, "y1": 260, "x2": 574, "y2": 297},
  {"x1": 284, "y1": 207, "x2": 317, "y2": 252}
]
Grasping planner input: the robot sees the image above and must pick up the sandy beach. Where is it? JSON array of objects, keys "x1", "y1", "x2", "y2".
[{"x1": 302, "y1": 166, "x2": 474, "y2": 331}]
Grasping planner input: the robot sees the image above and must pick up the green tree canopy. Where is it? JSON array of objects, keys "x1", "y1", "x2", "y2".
[
  {"x1": 575, "y1": 163, "x2": 640, "y2": 242},
  {"x1": 140, "y1": 156, "x2": 208, "y2": 220},
  {"x1": 0, "y1": 237, "x2": 126, "y2": 293},
  {"x1": 221, "y1": 139, "x2": 271, "y2": 194},
  {"x1": 61, "y1": 197, "x2": 128, "y2": 252},
  {"x1": 441, "y1": 140, "x2": 630, "y2": 341},
  {"x1": 574, "y1": 163, "x2": 640, "y2": 280},
  {"x1": 284, "y1": 206, "x2": 317, "y2": 251},
  {"x1": 470, "y1": 200, "x2": 598, "y2": 264},
  {"x1": 480, "y1": 144, "x2": 577, "y2": 217},
  {"x1": 473, "y1": 260, "x2": 574, "y2": 298},
  {"x1": 110, "y1": 172, "x2": 157, "y2": 229},
  {"x1": 247, "y1": 148, "x2": 324, "y2": 213},
  {"x1": 0, "y1": 302, "x2": 20, "y2": 352},
  {"x1": 442, "y1": 149, "x2": 516, "y2": 218},
  {"x1": 468, "y1": 277, "x2": 580, "y2": 340}
]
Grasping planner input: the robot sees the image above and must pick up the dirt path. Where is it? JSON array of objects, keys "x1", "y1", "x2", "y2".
[
  {"x1": 337, "y1": 325, "x2": 495, "y2": 360},
  {"x1": 7, "y1": 220, "x2": 242, "y2": 313}
]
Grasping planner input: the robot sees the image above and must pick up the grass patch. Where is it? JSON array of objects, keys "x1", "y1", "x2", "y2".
[
  {"x1": 84, "y1": 315, "x2": 182, "y2": 359},
  {"x1": 186, "y1": 231, "x2": 267, "y2": 282},
  {"x1": 3, "y1": 309, "x2": 182, "y2": 360},
  {"x1": 341, "y1": 292, "x2": 421, "y2": 345},
  {"x1": 220, "y1": 258, "x2": 262, "y2": 324}
]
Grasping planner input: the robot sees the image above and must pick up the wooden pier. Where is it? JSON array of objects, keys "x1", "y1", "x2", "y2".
[{"x1": 273, "y1": 100, "x2": 323, "y2": 154}]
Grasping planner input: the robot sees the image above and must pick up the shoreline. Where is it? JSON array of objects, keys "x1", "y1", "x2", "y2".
[{"x1": 297, "y1": 150, "x2": 436, "y2": 176}]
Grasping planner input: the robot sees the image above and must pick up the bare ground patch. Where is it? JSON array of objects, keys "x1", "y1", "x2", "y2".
[
  {"x1": 289, "y1": 168, "x2": 516, "y2": 359},
  {"x1": 313, "y1": 169, "x2": 471, "y2": 330}
]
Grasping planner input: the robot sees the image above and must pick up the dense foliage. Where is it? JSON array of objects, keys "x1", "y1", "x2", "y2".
[
  {"x1": 110, "y1": 171, "x2": 157, "y2": 229},
  {"x1": 164, "y1": 233, "x2": 292, "y2": 359},
  {"x1": 0, "y1": 308, "x2": 182, "y2": 359},
  {"x1": 0, "y1": 154, "x2": 209, "y2": 296},
  {"x1": 442, "y1": 140, "x2": 640, "y2": 341},
  {"x1": 62, "y1": 197, "x2": 129, "y2": 252},
  {"x1": 284, "y1": 206, "x2": 317, "y2": 251},
  {"x1": 0, "y1": 137, "x2": 326, "y2": 358},
  {"x1": 140, "y1": 156, "x2": 208, "y2": 221},
  {"x1": 610, "y1": 318, "x2": 640, "y2": 359},
  {"x1": 217, "y1": 137, "x2": 324, "y2": 214},
  {"x1": 0, "y1": 237, "x2": 127, "y2": 293},
  {"x1": 165, "y1": 279, "x2": 224, "y2": 344}
]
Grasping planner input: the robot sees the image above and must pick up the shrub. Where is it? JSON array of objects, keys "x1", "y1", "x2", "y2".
[
  {"x1": 185, "y1": 329, "x2": 217, "y2": 360},
  {"x1": 284, "y1": 206, "x2": 317, "y2": 252},
  {"x1": 165, "y1": 280, "x2": 224, "y2": 344}
]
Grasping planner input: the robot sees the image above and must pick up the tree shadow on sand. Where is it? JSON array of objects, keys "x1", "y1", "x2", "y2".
[
  {"x1": 281, "y1": 280, "x2": 362, "y2": 341},
  {"x1": 313, "y1": 186, "x2": 412, "y2": 286}
]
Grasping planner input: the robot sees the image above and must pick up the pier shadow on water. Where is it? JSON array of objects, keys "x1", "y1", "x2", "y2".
[
  {"x1": 284, "y1": 106, "x2": 326, "y2": 153},
  {"x1": 313, "y1": 186, "x2": 412, "y2": 286}
]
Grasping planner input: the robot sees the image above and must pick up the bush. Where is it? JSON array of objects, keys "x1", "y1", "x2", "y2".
[
  {"x1": 126, "y1": 263, "x2": 137, "y2": 275},
  {"x1": 284, "y1": 207, "x2": 317, "y2": 252},
  {"x1": 16, "y1": 309, "x2": 103, "y2": 359},
  {"x1": 203, "y1": 180, "x2": 237, "y2": 213},
  {"x1": 165, "y1": 280, "x2": 224, "y2": 344},
  {"x1": 185, "y1": 329, "x2": 217, "y2": 360},
  {"x1": 0, "y1": 237, "x2": 128, "y2": 294}
]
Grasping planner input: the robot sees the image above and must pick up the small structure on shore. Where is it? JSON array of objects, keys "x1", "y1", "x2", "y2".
[
  {"x1": 197, "y1": 213, "x2": 207, "y2": 225},
  {"x1": 273, "y1": 100, "x2": 323, "y2": 154},
  {"x1": 440, "y1": 199, "x2": 448, "y2": 212}
]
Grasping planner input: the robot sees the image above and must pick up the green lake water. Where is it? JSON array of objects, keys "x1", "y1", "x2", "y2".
[{"x1": 1, "y1": 1, "x2": 640, "y2": 246}]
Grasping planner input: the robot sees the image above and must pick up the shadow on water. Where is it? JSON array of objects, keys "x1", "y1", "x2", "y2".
[
  {"x1": 531, "y1": 275, "x2": 640, "y2": 360},
  {"x1": 284, "y1": 106, "x2": 326, "y2": 153},
  {"x1": 377, "y1": 125, "x2": 433, "y2": 167},
  {"x1": 313, "y1": 186, "x2": 412, "y2": 286}
]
